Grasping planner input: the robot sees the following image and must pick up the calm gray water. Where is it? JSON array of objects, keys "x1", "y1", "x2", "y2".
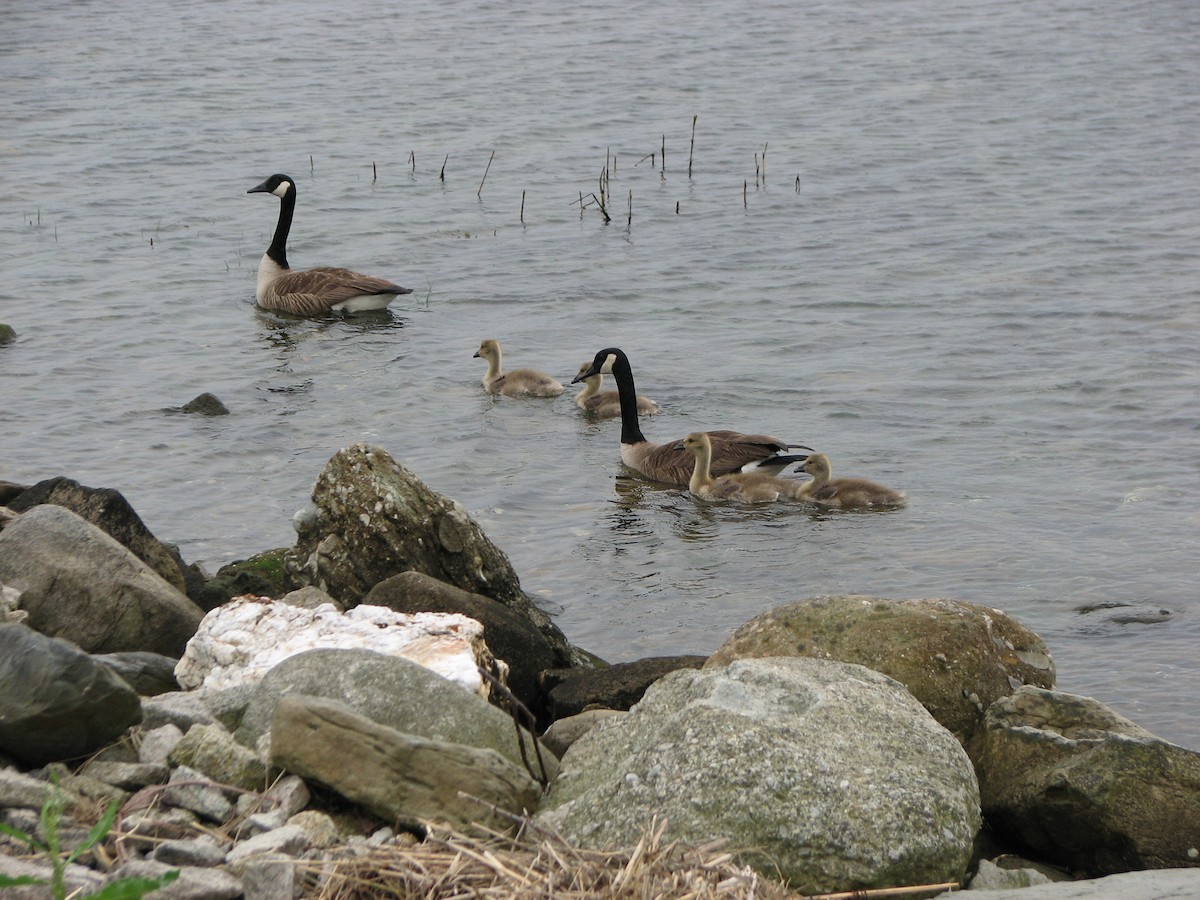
[{"x1": 3, "y1": 0, "x2": 1198, "y2": 746}]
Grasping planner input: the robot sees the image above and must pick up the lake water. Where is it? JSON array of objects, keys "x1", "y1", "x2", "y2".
[{"x1": 3, "y1": 0, "x2": 1198, "y2": 747}]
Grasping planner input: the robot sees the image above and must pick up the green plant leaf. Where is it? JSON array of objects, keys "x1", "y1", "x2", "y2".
[
  {"x1": 0, "y1": 874, "x2": 47, "y2": 887},
  {"x1": 0, "y1": 819, "x2": 44, "y2": 851},
  {"x1": 65, "y1": 800, "x2": 120, "y2": 865},
  {"x1": 85, "y1": 869, "x2": 180, "y2": 900}
]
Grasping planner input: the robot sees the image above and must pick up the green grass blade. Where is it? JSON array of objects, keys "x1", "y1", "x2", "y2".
[
  {"x1": 0, "y1": 874, "x2": 48, "y2": 887},
  {"x1": 65, "y1": 800, "x2": 119, "y2": 865},
  {"x1": 0, "y1": 820, "x2": 44, "y2": 851},
  {"x1": 85, "y1": 869, "x2": 180, "y2": 900}
]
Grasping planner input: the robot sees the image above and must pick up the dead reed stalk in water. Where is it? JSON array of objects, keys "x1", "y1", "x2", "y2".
[
  {"x1": 520, "y1": 190, "x2": 526, "y2": 225},
  {"x1": 372, "y1": 161, "x2": 377, "y2": 183},
  {"x1": 688, "y1": 114, "x2": 697, "y2": 177},
  {"x1": 440, "y1": 154, "x2": 448, "y2": 182},
  {"x1": 477, "y1": 150, "x2": 495, "y2": 198}
]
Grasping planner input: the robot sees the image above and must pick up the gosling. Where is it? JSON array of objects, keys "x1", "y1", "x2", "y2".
[
  {"x1": 573, "y1": 361, "x2": 659, "y2": 418},
  {"x1": 682, "y1": 432, "x2": 807, "y2": 503},
  {"x1": 474, "y1": 339, "x2": 564, "y2": 398},
  {"x1": 795, "y1": 453, "x2": 906, "y2": 510}
]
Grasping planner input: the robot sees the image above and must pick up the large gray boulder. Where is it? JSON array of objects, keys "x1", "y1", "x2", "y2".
[
  {"x1": 536, "y1": 657, "x2": 980, "y2": 894},
  {"x1": 235, "y1": 648, "x2": 556, "y2": 780},
  {"x1": 271, "y1": 694, "x2": 543, "y2": 833},
  {"x1": 283, "y1": 444, "x2": 586, "y2": 666},
  {"x1": 0, "y1": 623, "x2": 142, "y2": 766},
  {"x1": 4, "y1": 476, "x2": 187, "y2": 593},
  {"x1": 974, "y1": 685, "x2": 1200, "y2": 874},
  {"x1": 0, "y1": 505, "x2": 204, "y2": 657},
  {"x1": 707, "y1": 595, "x2": 1055, "y2": 753}
]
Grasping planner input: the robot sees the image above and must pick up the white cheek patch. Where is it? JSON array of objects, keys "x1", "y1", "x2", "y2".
[
  {"x1": 272, "y1": 181, "x2": 292, "y2": 198},
  {"x1": 601, "y1": 353, "x2": 616, "y2": 375}
]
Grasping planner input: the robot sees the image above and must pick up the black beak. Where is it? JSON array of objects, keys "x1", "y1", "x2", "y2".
[
  {"x1": 472, "y1": 351, "x2": 481, "y2": 358},
  {"x1": 247, "y1": 179, "x2": 272, "y2": 194},
  {"x1": 571, "y1": 366, "x2": 599, "y2": 384}
]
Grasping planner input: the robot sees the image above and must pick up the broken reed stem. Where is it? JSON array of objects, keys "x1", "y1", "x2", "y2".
[
  {"x1": 688, "y1": 114, "x2": 697, "y2": 178},
  {"x1": 661, "y1": 134, "x2": 666, "y2": 174},
  {"x1": 372, "y1": 161, "x2": 377, "y2": 183},
  {"x1": 761, "y1": 141, "x2": 768, "y2": 183},
  {"x1": 477, "y1": 150, "x2": 495, "y2": 198},
  {"x1": 755, "y1": 153, "x2": 760, "y2": 187},
  {"x1": 409, "y1": 150, "x2": 416, "y2": 174},
  {"x1": 627, "y1": 189, "x2": 632, "y2": 227},
  {"x1": 675, "y1": 200, "x2": 680, "y2": 214},
  {"x1": 440, "y1": 154, "x2": 448, "y2": 182},
  {"x1": 743, "y1": 179, "x2": 748, "y2": 208},
  {"x1": 795, "y1": 174, "x2": 801, "y2": 193},
  {"x1": 520, "y1": 190, "x2": 525, "y2": 225},
  {"x1": 635, "y1": 151, "x2": 656, "y2": 167},
  {"x1": 579, "y1": 190, "x2": 585, "y2": 219},
  {"x1": 595, "y1": 193, "x2": 610, "y2": 224}
]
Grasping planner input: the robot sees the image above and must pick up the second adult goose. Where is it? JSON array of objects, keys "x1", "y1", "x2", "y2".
[
  {"x1": 682, "y1": 432, "x2": 806, "y2": 502},
  {"x1": 247, "y1": 174, "x2": 412, "y2": 316},
  {"x1": 474, "y1": 339, "x2": 564, "y2": 398},
  {"x1": 795, "y1": 453, "x2": 906, "y2": 510},
  {"x1": 572, "y1": 347, "x2": 811, "y2": 486},
  {"x1": 573, "y1": 361, "x2": 659, "y2": 418}
]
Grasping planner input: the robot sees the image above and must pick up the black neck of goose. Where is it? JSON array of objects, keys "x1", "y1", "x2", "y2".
[
  {"x1": 609, "y1": 351, "x2": 648, "y2": 445},
  {"x1": 267, "y1": 187, "x2": 294, "y2": 269}
]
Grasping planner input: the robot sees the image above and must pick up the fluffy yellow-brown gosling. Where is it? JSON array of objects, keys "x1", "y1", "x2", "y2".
[
  {"x1": 573, "y1": 361, "x2": 659, "y2": 418},
  {"x1": 795, "y1": 453, "x2": 906, "y2": 510},
  {"x1": 682, "y1": 432, "x2": 807, "y2": 502},
  {"x1": 474, "y1": 339, "x2": 564, "y2": 398}
]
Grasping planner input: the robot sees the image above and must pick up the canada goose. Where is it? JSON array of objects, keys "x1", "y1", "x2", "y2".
[
  {"x1": 795, "y1": 453, "x2": 906, "y2": 510},
  {"x1": 573, "y1": 361, "x2": 659, "y2": 418},
  {"x1": 681, "y1": 432, "x2": 806, "y2": 502},
  {"x1": 474, "y1": 339, "x2": 564, "y2": 398},
  {"x1": 247, "y1": 174, "x2": 412, "y2": 316},
  {"x1": 572, "y1": 347, "x2": 811, "y2": 486}
]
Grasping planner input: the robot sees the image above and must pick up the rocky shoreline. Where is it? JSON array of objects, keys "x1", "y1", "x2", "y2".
[{"x1": 1, "y1": 442, "x2": 1198, "y2": 899}]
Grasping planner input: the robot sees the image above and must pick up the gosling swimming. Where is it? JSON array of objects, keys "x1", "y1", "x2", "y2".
[
  {"x1": 573, "y1": 361, "x2": 659, "y2": 418},
  {"x1": 247, "y1": 174, "x2": 412, "y2": 316},
  {"x1": 795, "y1": 453, "x2": 906, "y2": 510},
  {"x1": 474, "y1": 339, "x2": 564, "y2": 398},
  {"x1": 682, "y1": 432, "x2": 807, "y2": 502}
]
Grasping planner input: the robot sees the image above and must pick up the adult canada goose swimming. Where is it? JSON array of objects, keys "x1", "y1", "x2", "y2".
[
  {"x1": 681, "y1": 432, "x2": 806, "y2": 502},
  {"x1": 573, "y1": 361, "x2": 659, "y2": 418},
  {"x1": 247, "y1": 174, "x2": 412, "y2": 316},
  {"x1": 795, "y1": 453, "x2": 906, "y2": 510},
  {"x1": 572, "y1": 347, "x2": 811, "y2": 486},
  {"x1": 474, "y1": 339, "x2": 564, "y2": 398}
]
